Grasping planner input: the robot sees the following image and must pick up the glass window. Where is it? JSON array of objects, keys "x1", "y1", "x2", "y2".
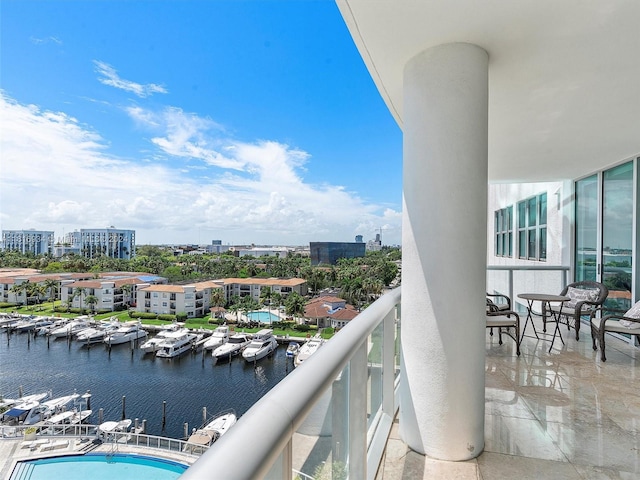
[
  {"x1": 517, "y1": 193, "x2": 547, "y2": 261},
  {"x1": 494, "y1": 206, "x2": 513, "y2": 257}
]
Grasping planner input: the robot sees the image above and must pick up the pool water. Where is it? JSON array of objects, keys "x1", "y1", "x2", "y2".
[
  {"x1": 11, "y1": 453, "x2": 188, "y2": 480},
  {"x1": 246, "y1": 311, "x2": 280, "y2": 323}
]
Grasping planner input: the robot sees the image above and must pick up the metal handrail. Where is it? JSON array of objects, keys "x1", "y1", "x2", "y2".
[{"x1": 181, "y1": 287, "x2": 402, "y2": 480}]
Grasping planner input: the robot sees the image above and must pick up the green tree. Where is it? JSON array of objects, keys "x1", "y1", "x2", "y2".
[
  {"x1": 285, "y1": 292, "x2": 306, "y2": 320},
  {"x1": 43, "y1": 279, "x2": 60, "y2": 308},
  {"x1": 84, "y1": 294, "x2": 98, "y2": 313}
]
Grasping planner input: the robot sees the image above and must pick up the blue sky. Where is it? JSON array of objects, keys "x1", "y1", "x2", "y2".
[{"x1": 0, "y1": 1, "x2": 402, "y2": 247}]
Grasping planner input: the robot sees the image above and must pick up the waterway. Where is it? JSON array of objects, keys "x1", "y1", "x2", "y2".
[{"x1": 0, "y1": 329, "x2": 293, "y2": 439}]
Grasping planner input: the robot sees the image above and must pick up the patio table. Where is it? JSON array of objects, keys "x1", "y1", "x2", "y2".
[{"x1": 518, "y1": 293, "x2": 570, "y2": 353}]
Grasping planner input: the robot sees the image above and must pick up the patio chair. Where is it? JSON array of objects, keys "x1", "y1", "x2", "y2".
[
  {"x1": 486, "y1": 301, "x2": 520, "y2": 356},
  {"x1": 486, "y1": 292, "x2": 512, "y2": 314},
  {"x1": 542, "y1": 281, "x2": 608, "y2": 341},
  {"x1": 486, "y1": 292, "x2": 512, "y2": 337},
  {"x1": 591, "y1": 302, "x2": 640, "y2": 361}
]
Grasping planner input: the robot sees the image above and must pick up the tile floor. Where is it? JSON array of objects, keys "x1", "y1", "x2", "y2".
[{"x1": 377, "y1": 315, "x2": 640, "y2": 479}]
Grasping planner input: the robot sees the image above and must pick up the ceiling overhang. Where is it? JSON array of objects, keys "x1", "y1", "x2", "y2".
[{"x1": 337, "y1": 0, "x2": 640, "y2": 182}]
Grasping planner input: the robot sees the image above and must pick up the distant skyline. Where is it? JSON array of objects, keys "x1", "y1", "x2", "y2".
[{"x1": 0, "y1": 1, "x2": 402, "y2": 247}]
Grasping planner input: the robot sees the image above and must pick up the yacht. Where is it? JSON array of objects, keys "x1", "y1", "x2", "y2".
[
  {"x1": 104, "y1": 322, "x2": 147, "y2": 345},
  {"x1": 139, "y1": 324, "x2": 181, "y2": 353},
  {"x1": 76, "y1": 323, "x2": 119, "y2": 344},
  {"x1": 156, "y1": 330, "x2": 197, "y2": 358},
  {"x1": 184, "y1": 410, "x2": 236, "y2": 451},
  {"x1": 242, "y1": 329, "x2": 278, "y2": 363},
  {"x1": 50, "y1": 318, "x2": 91, "y2": 338},
  {"x1": 202, "y1": 325, "x2": 230, "y2": 351},
  {"x1": 294, "y1": 335, "x2": 325, "y2": 368},
  {"x1": 13, "y1": 316, "x2": 52, "y2": 333},
  {"x1": 212, "y1": 333, "x2": 250, "y2": 359}
]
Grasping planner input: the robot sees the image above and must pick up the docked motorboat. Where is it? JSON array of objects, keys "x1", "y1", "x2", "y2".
[
  {"x1": 202, "y1": 325, "x2": 230, "y2": 351},
  {"x1": 184, "y1": 410, "x2": 236, "y2": 451},
  {"x1": 156, "y1": 330, "x2": 197, "y2": 358},
  {"x1": 104, "y1": 322, "x2": 147, "y2": 345},
  {"x1": 286, "y1": 341, "x2": 300, "y2": 358},
  {"x1": 294, "y1": 335, "x2": 325, "y2": 367},
  {"x1": 1, "y1": 399, "x2": 45, "y2": 426},
  {"x1": 50, "y1": 319, "x2": 91, "y2": 339},
  {"x1": 212, "y1": 333, "x2": 250, "y2": 359},
  {"x1": 76, "y1": 327, "x2": 105, "y2": 344},
  {"x1": 139, "y1": 325, "x2": 181, "y2": 353},
  {"x1": 13, "y1": 316, "x2": 52, "y2": 333},
  {"x1": 242, "y1": 329, "x2": 278, "y2": 362}
]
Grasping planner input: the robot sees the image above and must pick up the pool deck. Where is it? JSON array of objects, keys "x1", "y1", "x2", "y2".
[{"x1": 0, "y1": 436, "x2": 198, "y2": 480}]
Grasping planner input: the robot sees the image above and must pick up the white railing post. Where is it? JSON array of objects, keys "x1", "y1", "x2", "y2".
[{"x1": 349, "y1": 341, "x2": 368, "y2": 479}]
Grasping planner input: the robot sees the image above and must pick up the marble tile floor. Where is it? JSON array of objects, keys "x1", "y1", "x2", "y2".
[{"x1": 376, "y1": 316, "x2": 640, "y2": 480}]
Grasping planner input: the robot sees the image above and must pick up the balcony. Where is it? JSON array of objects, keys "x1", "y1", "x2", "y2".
[{"x1": 181, "y1": 286, "x2": 640, "y2": 479}]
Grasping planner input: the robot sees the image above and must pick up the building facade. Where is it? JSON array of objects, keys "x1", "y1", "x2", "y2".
[
  {"x1": 309, "y1": 242, "x2": 366, "y2": 266},
  {"x1": 1, "y1": 230, "x2": 54, "y2": 255},
  {"x1": 136, "y1": 280, "x2": 221, "y2": 318},
  {"x1": 223, "y1": 277, "x2": 308, "y2": 302},
  {"x1": 66, "y1": 228, "x2": 136, "y2": 260}
]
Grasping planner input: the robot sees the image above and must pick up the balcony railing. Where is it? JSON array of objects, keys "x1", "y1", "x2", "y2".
[{"x1": 181, "y1": 287, "x2": 401, "y2": 480}]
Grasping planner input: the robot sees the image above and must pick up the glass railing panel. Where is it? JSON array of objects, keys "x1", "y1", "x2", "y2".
[
  {"x1": 291, "y1": 363, "x2": 350, "y2": 480},
  {"x1": 367, "y1": 322, "x2": 383, "y2": 431}
]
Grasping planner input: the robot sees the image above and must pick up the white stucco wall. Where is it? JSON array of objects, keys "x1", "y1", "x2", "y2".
[{"x1": 487, "y1": 181, "x2": 572, "y2": 310}]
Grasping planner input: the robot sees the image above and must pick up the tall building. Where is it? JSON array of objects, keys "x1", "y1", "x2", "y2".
[
  {"x1": 309, "y1": 241, "x2": 366, "y2": 265},
  {"x1": 1, "y1": 230, "x2": 54, "y2": 255},
  {"x1": 68, "y1": 228, "x2": 136, "y2": 260}
]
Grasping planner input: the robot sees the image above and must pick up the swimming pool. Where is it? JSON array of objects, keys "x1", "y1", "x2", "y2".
[
  {"x1": 246, "y1": 311, "x2": 280, "y2": 323},
  {"x1": 10, "y1": 453, "x2": 188, "y2": 480}
]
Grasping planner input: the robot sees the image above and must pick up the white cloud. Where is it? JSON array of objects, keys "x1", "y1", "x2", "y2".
[
  {"x1": 0, "y1": 92, "x2": 401, "y2": 245},
  {"x1": 30, "y1": 36, "x2": 62, "y2": 45},
  {"x1": 94, "y1": 61, "x2": 168, "y2": 98}
]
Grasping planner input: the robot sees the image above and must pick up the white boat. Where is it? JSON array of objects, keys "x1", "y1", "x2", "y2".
[
  {"x1": 13, "y1": 316, "x2": 52, "y2": 333},
  {"x1": 156, "y1": 330, "x2": 197, "y2": 358},
  {"x1": 104, "y1": 323, "x2": 147, "y2": 345},
  {"x1": 69, "y1": 409, "x2": 92, "y2": 424},
  {"x1": 1, "y1": 399, "x2": 44, "y2": 426},
  {"x1": 212, "y1": 333, "x2": 250, "y2": 359},
  {"x1": 242, "y1": 329, "x2": 278, "y2": 362},
  {"x1": 294, "y1": 336, "x2": 325, "y2": 367},
  {"x1": 286, "y1": 341, "x2": 300, "y2": 358},
  {"x1": 37, "y1": 318, "x2": 68, "y2": 336},
  {"x1": 39, "y1": 392, "x2": 80, "y2": 413},
  {"x1": 184, "y1": 410, "x2": 236, "y2": 451},
  {"x1": 50, "y1": 319, "x2": 91, "y2": 338},
  {"x1": 202, "y1": 325, "x2": 230, "y2": 351},
  {"x1": 44, "y1": 410, "x2": 76, "y2": 425},
  {"x1": 139, "y1": 325, "x2": 182, "y2": 353}
]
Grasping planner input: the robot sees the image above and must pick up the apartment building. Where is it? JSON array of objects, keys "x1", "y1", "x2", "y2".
[
  {"x1": 136, "y1": 280, "x2": 222, "y2": 318},
  {"x1": 223, "y1": 277, "x2": 307, "y2": 302},
  {"x1": 1, "y1": 230, "x2": 55, "y2": 255}
]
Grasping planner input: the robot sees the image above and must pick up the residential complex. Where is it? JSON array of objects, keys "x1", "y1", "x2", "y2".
[
  {"x1": 1, "y1": 230, "x2": 55, "y2": 256},
  {"x1": 222, "y1": 277, "x2": 308, "y2": 302},
  {"x1": 136, "y1": 280, "x2": 221, "y2": 318},
  {"x1": 2, "y1": 228, "x2": 136, "y2": 260}
]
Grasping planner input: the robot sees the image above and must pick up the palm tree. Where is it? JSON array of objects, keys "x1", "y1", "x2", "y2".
[
  {"x1": 73, "y1": 287, "x2": 86, "y2": 313},
  {"x1": 84, "y1": 295, "x2": 98, "y2": 314},
  {"x1": 285, "y1": 292, "x2": 306, "y2": 321},
  {"x1": 9, "y1": 281, "x2": 28, "y2": 306},
  {"x1": 260, "y1": 286, "x2": 273, "y2": 312},
  {"x1": 43, "y1": 279, "x2": 60, "y2": 309},
  {"x1": 121, "y1": 283, "x2": 133, "y2": 307}
]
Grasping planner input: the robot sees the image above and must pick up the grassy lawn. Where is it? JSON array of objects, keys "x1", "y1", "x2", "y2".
[{"x1": 1, "y1": 304, "x2": 335, "y2": 339}]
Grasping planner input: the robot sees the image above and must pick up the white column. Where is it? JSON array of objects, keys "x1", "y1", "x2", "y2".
[{"x1": 400, "y1": 43, "x2": 488, "y2": 460}]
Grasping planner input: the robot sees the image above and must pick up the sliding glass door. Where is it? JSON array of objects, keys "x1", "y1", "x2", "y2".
[
  {"x1": 602, "y1": 162, "x2": 634, "y2": 310},
  {"x1": 575, "y1": 160, "x2": 635, "y2": 311}
]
